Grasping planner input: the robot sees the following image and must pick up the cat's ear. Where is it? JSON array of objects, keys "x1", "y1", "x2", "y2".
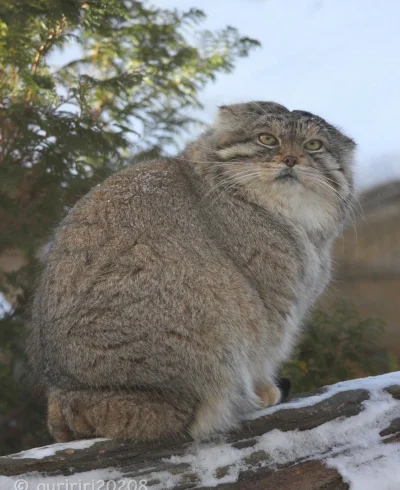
[
  {"x1": 214, "y1": 104, "x2": 241, "y2": 131},
  {"x1": 218, "y1": 105, "x2": 233, "y2": 113}
]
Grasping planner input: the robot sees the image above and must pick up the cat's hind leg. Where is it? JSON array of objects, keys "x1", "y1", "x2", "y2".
[{"x1": 47, "y1": 388, "x2": 195, "y2": 442}]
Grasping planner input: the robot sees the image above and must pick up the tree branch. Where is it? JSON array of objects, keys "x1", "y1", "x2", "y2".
[
  {"x1": 31, "y1": 16, "x2": 68, "y2": 76},
  {"x1": 1, "y1": 374, "x2": 399, "y2": 489}
]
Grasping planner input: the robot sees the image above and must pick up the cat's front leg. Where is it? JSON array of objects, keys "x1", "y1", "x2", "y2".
[{"x1": 255, "y1": 377, "x2": 291, "y2": 408}]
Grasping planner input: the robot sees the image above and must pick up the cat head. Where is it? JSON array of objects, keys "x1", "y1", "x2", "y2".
[{"x1": 185, "y1": 101, "x2": 356, "y2": 235}]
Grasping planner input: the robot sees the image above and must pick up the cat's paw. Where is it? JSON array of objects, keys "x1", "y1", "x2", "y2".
[{"x1": 255, "y1": 383, "x2": 281, "y2": 408}]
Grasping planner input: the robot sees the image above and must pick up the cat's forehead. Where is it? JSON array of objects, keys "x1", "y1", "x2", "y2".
[
  {"x1": 256, "y1": 109, "x2": 323, "y2": 125},
  {"x1": 216, "y1": 101, "x2": 354, "y2": 145},
  {"x1": 252, "y1": 111, "x2": 328, "y2": 137},
  {"x1": 223, "y1": 102, "x2": 326, "y2": 129}
]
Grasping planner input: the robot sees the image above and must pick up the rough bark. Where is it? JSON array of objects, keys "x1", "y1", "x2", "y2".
[{"x1": 0, "y1": 381, "x2": 399, "y2": 489}]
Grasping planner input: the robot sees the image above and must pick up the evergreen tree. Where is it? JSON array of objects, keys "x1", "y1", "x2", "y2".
[
  {"x1": 282, "y1": 301, "x2": 398, "y2": 394},
  {"x1": 0, "y1": 0, "x2": 259, "y2": 454}
]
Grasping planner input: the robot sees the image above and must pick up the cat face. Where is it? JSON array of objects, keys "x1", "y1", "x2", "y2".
[{"x1": 192, "y1": 101, "x2": 356, "y2": 232}]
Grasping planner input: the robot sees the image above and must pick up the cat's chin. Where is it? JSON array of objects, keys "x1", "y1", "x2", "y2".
[{"x1": 274, "y1": 167, "x2": 300, "y2": 183}]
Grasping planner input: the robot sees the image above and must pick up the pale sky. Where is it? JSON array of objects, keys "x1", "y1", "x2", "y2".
[
  {"x1": 158, "y1": 0, "x2": 400, "y2": 189},
  {"x1": 55, "y1": 0, "x2": 400, "y2": 189}
]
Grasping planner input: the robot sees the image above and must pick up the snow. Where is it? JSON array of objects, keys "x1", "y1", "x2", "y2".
[
  {"x1": 151, "y1": 371, "x2": 400, "y2": 489},
  {"x1": 10, "y1": 438, "x2": 108, "y2": 460},
  {"x1": 327, "y1": 441, "x2": 400, "y2": 490},
  {"x1": 248, "y1": 370, "x2": 400, "y2": 419},
  {"x1": 2, "y1": 373, "x2": 399, "y2": 489}
]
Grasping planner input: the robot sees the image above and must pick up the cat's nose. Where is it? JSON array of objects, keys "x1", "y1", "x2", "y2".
[{"x1": 282, "y1": 155, "x2": 299, "y2": 167}]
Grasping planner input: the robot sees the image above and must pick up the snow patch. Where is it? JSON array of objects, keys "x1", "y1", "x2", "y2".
[
  {"x1": 3, "y1": 373, "x2": 399, "y2": 490},
  {"x1": 248, "y1": 370, "x2": 400, "y2": 419},
  {"x1": 11, "y1": 438, "x2": 108, "y2": 460},
  {"x1": 326, "y1": 443, "x2": 400, "y2": 490},
  {"x1": 148, "y1": 372, "x2": 400, "y2": 489}
]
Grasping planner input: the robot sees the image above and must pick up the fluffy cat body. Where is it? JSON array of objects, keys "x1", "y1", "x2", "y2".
[{"x1": 28, "y1": 101, "x2": 356, "y2": 442}]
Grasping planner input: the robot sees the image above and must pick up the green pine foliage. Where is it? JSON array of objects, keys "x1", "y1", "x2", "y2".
[
  {"x1": 282, "y1": 300, "x2": 398, "y2": 394},
  {"x1": 0, "y1": 0, "x2": 259, "y2": 454},
  {"x1": 0, "y1": 0, "x2": 260, "y2": 253}
]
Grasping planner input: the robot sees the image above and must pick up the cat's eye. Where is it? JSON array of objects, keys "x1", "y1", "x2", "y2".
[
  {"x1": 304, "y1": 139, "x2": 323, "y2": 151},
  {"x1": 258, "y1": 134, "x2": 279, "y2": 147}
]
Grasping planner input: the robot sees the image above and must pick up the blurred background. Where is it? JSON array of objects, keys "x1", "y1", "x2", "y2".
[{"x1": 0, "y1": 0, "x2": 399, "y2": 455}]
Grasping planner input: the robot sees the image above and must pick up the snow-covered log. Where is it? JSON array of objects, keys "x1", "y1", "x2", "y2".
[{"x1": 1, "y1": 373, "x2": 399, "y2": 490}]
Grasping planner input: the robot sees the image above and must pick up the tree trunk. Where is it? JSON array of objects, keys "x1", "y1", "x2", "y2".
[{"x1": 1, "y1": 373, "x2": 399, "y2": 490}]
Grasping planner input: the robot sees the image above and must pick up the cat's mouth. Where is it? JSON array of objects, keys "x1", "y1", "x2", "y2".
[{"x1": 275, "y1": 167, "x2": 299, "y2": 182}]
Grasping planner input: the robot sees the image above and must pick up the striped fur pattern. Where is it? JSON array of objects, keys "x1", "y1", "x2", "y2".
[{"x1": 28, "y1": 101, "x2": 356, "y2": 443}]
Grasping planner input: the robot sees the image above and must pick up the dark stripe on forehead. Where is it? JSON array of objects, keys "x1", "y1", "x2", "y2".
[
  {"x1": 261, "y1": 114, "x2": 288, "y2": 124},
  {"x1": 291, "y1": 110, "x2": 325, "y2": 125},
  {"x1": 292, "y1": 110, "x2": 354, "y2": 148},
  {"x1": 291, "y1": 111, "x2": 328, "y2": 133}
]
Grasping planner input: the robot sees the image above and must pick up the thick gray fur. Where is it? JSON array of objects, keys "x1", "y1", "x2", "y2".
[{"x1": 28, "y1": 101, "x2": 356, "y2": 442}]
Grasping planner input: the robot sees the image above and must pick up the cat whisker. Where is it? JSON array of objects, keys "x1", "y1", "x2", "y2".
[{"x1": 302, "y1": 173, "x2": 358, "y2": 251}]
